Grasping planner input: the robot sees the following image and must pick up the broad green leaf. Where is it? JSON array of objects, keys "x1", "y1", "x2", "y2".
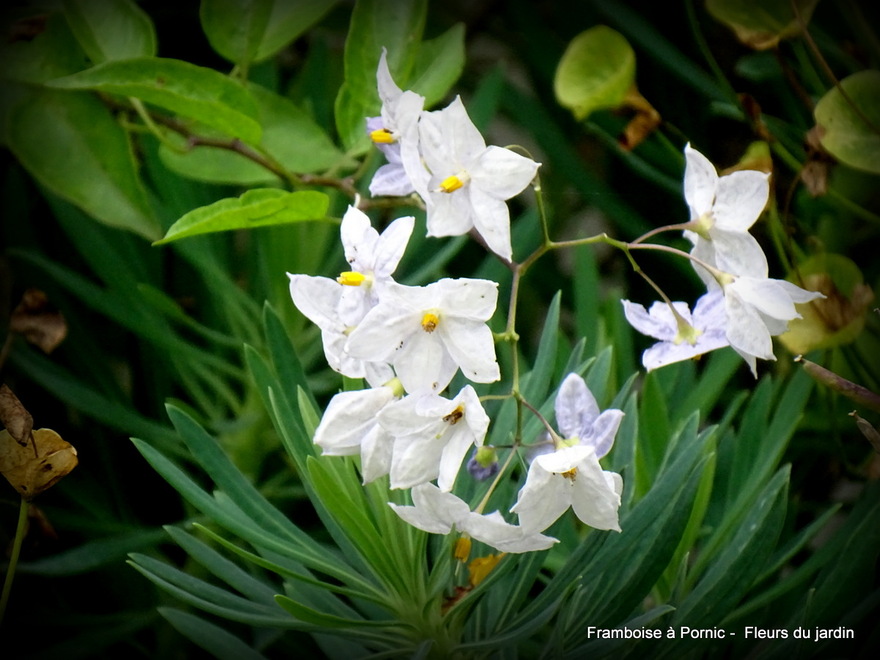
[
  {"x1": 779, "y1": 253, "x2": 874, "y2": 353},
  {"x1": 47, "y1": 56, "x2": 262, "y2": 144},
  {"x1": 4, "y1": 87, "x2": 159, "y2": 239},
  {"x1": 554, "y1": 26, "x2": 635, "y2": 121},
  {"x1": 156, "y1": 189, "x2": 330, "y2": 244},
  {"x1": 62, "y1": 0, "x2": 157, "y2": 63},
  {"x1": 334, "y1": 0, "x2": 427, "y2": 150},
  {"x1": 706, "y1": 0, "x2": 820, "y2": 50},
  {"x1": 0, "y1": 9, "x2": 87, "y2": 84},
  {"x1": 159, "y1": 83, "x2": 345, "y2": 184},
  {"x1": 159, "y1": 608, "x2": 269, "y2": 660},
  {"x1": 201, "y1": 0, "x2": 339, "y2": 66},
  {"x1": 814, "y1": 70, "x2": 880, "y2": 174},
  {"x1": 408, "y1": 23, "x2": 465, "y2": 107},
  {"x1": 200, "y1": 0, "x2": 272, "y2": 67}
]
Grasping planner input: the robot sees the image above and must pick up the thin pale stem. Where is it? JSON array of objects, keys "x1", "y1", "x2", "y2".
[{"x1": 0, "y1": 497, "x2": 29, "y2": 625}]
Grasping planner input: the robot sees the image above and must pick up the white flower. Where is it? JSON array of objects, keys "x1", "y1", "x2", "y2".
[
  {"x1": 683, "y1": 143, "x2": 770, "y2": 281},
  {"x1": 721, "y1": 275, "x2": 824, "y2": 376},
  {"x1": 555, "y1": 373, "x2": 625, "y2": 459},
  {"x1": 415, "y1": 96, "x2": 540, "y2": 261},
  {"x1": 511, "y1": 444, "x2": 623, "y2": 534},
  {"x1": 366, "y1": 49, "x2": 425, "y2": 197},
  {"x1": 378, "y1": 385, "x2": 489, "y2": 491},
  {"x1": 336, "y1": 205, "x2": 414, "y2": 326},
  {"x1": 389, "y1": 483, "x2": 558, "y2": 553},
  {"x1": 344, "y1": 278, "x2": 500, "y2": 394},
  {"x1": 511, "y1": 374, "x2": 624, "y2": 534},
  {"x1": 313, "y1": 381, "x2": 404, "y2": 484},
  {"x1": 287, "y1": 274, "x2": 366, "y2": 378},
  {"x1": 622, "y1": 291, "x2": 730, "y2": 370}
]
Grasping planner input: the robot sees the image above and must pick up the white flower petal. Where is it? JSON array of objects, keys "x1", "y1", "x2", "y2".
[
  {"x1": 469, "y1": 146, "x2": 540, "y2": 199},
  {"x1": 709, "y1": 230, "x2": 768, "y2": 278},
  {"x1": 683, "y1": 143, "x2": 718, "y2": 217},
  {"x1": 510, "y1": 460, "x2": 572, "y2": 533},
  {"x1": 570, "y1": 466, "x2": 623, "y2": 532},
  {"x1": 555, "y1": 373, "x2": 599, "y2": 439},
  {"x1": 438, "y1": 318, "x2": 500, "y2": 384},
  {"x1": 469, "y1": 186, "x2": 513, "y2": 261},
  {"x1": 712, "y1": 169, "x2": 769, "y2": 232},
  {"x1": 587, "y1": 409, "x2": 624, "y2": 459}
]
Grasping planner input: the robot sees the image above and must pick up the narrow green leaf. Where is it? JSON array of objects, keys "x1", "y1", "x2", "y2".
[
  {"x1": 62, "y1": 0, "x2": 157, "y2": 62},
  {"x1": 815, "y1": 70, "x2": 880, "y2": 174},
  {"x1": 159, "y1": 608, "x2": 268, "y2": 660},
  {"x1": 156, "y1": 189, "x2": 330, "y2": 244},
  {"x1": 554, "y1": 26, "x2": 635, "y2": 121},
  {"x1": 47, "y1": 56, "x2": 262, "y2": 144},
  {"x1": 521, "y1": 291, "x2": 561, "y2": 404},
  {"x1": 163, "y1": 526, "x2": 278, "y2": 604},
  {"x1": 334, "y1": 0, "x2": 427, "y2": 149},
  {"x1": 274, "y1": 594, "x2": 393, "y2": 629},
  {"x1": 4, "y1": 87, "x2": 159, "y2": 239},
  {"x1": 18, "y1": 528, "x2": 167, "y2": 575},
  {"x1": 164, "y1": 404, "x2": 304, "y2": 544},
  {"x1": 128, "y1": 555, "x2": 298, "y2": 628},
  {"x1": 130, "y1": 438, "x2": 369, "y2": 590},
  {"x1": 673, "y1": 466, "x2": 790, "y2": 628}
]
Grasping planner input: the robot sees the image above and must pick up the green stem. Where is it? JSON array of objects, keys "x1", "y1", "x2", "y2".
[{"x1": 0, "y1": 497, "x2": 29, "y2": 625}]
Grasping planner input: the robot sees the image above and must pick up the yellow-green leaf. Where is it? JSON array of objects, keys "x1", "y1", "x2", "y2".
[
  {"x1": 47, "y1": 56, "x2": 262, "y2": 144},
  {"x1": 814, "y1": 70, "x2": 880, "y2": 175},
  {"x1": 155, "y1": 189, "x2": 330, "y2": 244},
  {"x1": 554, "y1": 26, "x2": 635, "y2": 121},
  {"x1": 706, "y1": 0, "x2": 820, "y2": 50}
]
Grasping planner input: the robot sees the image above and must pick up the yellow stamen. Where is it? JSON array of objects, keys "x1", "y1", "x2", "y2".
[
  {"x1": 561, "y1": 468, "x2": 578, "y2": 482},
  {"x1": 439, "y1": 174, "x2": 465, "y2": 193},
  {"x1": 468, "y1": 554, "x2": 505, "y2": 586},
  {"x1": 337, "y1": 271, "x2": 367, "y2": 286},
  {"x1": 443, "y1": 405, "x2": 464, "y2": 425},
  {"x1": 369, "y1": 128, "x2": 395, "y2": 144},
  {"x1": 454, "y1": 536, "x2": 471, "y2": 563},
  {"x1": 421, "y1": 311, "x2": 440, "y2": 333}
]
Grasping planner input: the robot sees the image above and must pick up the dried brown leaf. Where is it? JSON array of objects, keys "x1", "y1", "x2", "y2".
[
  {"x1": 0, "y1": 383, "x2": 33, "y2": 447},
  {"x1": 10, "y1": 288, "x2": 67, "y2": 354},
  {"x1": 0, "y1": 428, "x2": 78, "y2": 500}
]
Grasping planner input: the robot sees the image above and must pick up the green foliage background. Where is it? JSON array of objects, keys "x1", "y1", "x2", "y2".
[{"x1": 1, "y1": 0, "x2": 879, "y2": 658}]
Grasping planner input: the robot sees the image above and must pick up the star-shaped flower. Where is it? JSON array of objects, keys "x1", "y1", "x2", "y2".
[
  {"x1": 511, "y1": 444, "x2": 623, "y2": 534},
  {"x1": 389, "y1": 483, "x2": 558, "y2": 553},
  {"x1": 720, "y1": 274, "x2": 824, "y2": 376},
  {"x1": 366, "y1": 49, "x2": 425, "y2": 197},
  {"x1": 378, "y1": 385, "x2": 489, "y2": 491},
  {"x1": 415, "y1": 96, "x2": 540, "y2": 261},
  {"x1": 312, "y1": 381, "x2": 403, "y2": 484},
  {"x1": 344, "y1": 277, "x2": 500, "y2": 394},
  {"x1": 336, "y1": 205, "x2": 414, "y2": 326},
  {"x1": 683, "y1": 143, "x2": 770, "y2": 281},
  {"x1": 622, "y1": 291, "x2": 730, "y2": 370},
  {"x1": 511, "y1": 374, "x2": 624, "y2": 534}
]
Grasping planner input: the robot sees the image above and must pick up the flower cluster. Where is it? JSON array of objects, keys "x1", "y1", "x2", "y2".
[
  {"x1": 623, "y1": 144, "x2": 824, "y2": 376},
  {"x1": 286, "y1": 51, "x2": 623, "y2": 555},
  {"x1": 367, "y1": 49, "x2": 541, "y2": 262}
]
